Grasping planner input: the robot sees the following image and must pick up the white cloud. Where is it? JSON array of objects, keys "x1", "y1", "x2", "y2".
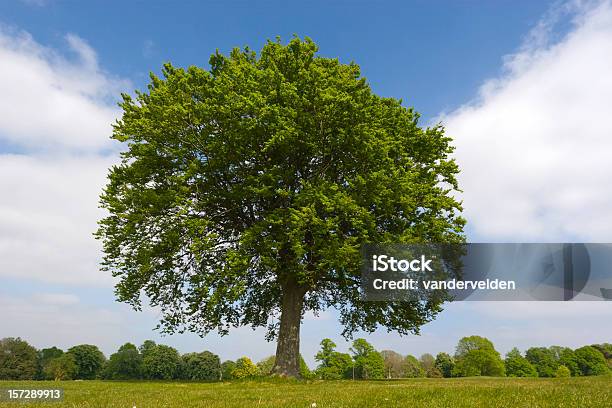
[
  {"x1": 445, "y1": 0, "x2": 612, "y2": 241},
  {"x1": 32, "y1": 292, "x2": 80, "y2": 306},
  {"x1": 0, "y1": 27, "x2": 127, "y2": 151},
  {"x1": 0, "y1": 28, "x2": 126, "y2": 286}
]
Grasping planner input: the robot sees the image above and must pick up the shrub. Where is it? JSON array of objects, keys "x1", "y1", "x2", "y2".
[
  {"x1": 232, "y1": 357, "x2": 259, "y2": 379},
  {"x1": 555, "y1": 365, "x2": 571, "y2": 378}
]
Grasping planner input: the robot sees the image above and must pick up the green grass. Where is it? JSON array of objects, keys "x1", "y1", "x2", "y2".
[{"x1": 1, "y1": 377, "x2": 611, "y2": 407}]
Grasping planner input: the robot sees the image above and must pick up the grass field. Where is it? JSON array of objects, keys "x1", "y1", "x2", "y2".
[{"x1": 1, "y1": 377, "x2": 611, "y2": 407}]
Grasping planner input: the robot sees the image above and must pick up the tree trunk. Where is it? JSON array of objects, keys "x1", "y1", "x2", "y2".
[{"x1": 272, "y1": 279, "x2": 305, "y2": 377}]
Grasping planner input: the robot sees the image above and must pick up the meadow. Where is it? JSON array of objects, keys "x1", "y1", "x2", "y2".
[{"x1": 1, "y1": 377, "x2": 611, "y2": 408}]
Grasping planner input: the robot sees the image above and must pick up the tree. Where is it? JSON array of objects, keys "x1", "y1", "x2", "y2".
[
  {"x1": 557, "y1": 348, "x2": 580, "y2": 377},
  {"x1": 453, "y1": 336, "x2": 504, "y2": 377},
  {"x1": 44, "y1": 354, "x2": 77, "y2": 381},
  {"x1": 141, "y1": 344, "x2": 181, "y2": 380},
  {"x1": 104, "y1": 343, "x2": 142, "y2": 380},
  {"x1": 504, "y1": 348, "x2": 537, "y2": 378},
  {"x1": 67, "y1": 344, "x2": 106, "y2": 380},
  {"x1": 591, "y1": 343, "x2": 612, "y2": 371},
  {"x1": 350, "y1": 338, "x2": 384, "y2": 379},
  {"x1": 555, "y1": 365, "x2": 571, "y2": 378},
  {"x1": 426, "y1": 366, "x2": 443, "y2": 378},
  {"x1": 232, "y1": 357, "x2": 259, "y2": 379},
  {"x1": 574, "y1": 346, "x2": 608, "y2": 376},
  {"x1": 0, "y1": 337, "x2": 38, "y2": 380},
  {"x1": 37, "y1": 347, "x2": 64, "y2": 379},
  {"x1": 96, "y1": 36, "x2": 465, "y2": 377},
  {"x1": 435, "y1": 352, "x2": 455, "y2": 378},
  {"x1": 402, "y1": 355, "x2": 425, "y2": 378},
  {"x1": 419, "y1": 353, "x2": 435, "y2": 373},
  {"x1": 381, "y1": 350, "x2": 404, "y2": 378},
  {"x1": 315, "y1": 339, "x2": 352, "y2": 379},
  {"x1": 139, "y1": 340, "x2": 157, "y2": 357},
  {"x1": 525, "y1": 347, "x2": 558, "y2": 378},
  {"x1": 220, "y1": 360, "x2": 236, "y2": 380},
  {"x1": 182, "y1": 351, "x2": 221, "y2": 381}
]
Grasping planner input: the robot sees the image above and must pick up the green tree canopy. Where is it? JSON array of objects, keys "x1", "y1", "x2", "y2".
[
  {"x1": 435, "y1": 352, "x2": 455, "y2": 378},
  {"x1": 525, "y1": 347, "x2": 558, "y2": 378},
  {"x1": 504, "y1": 348, "x2": 537, "y2": 378},
  {"x1": 182, "y1": 351, "x2": 221, "y2": 381},
  {"x1": 67, "y1": 344, "x2": 106, "y2": 380},
  {"x1": 453, "y1": 336, "x2": 504, "y2": 377},
  {"x1": 350, "y1": 338, "x2": 384, "y2": 379},
  {"x1": 0, "y1": 337, "x2": 38, "y2": 380},
  {"x1": 220, "y1": 360, "x2": 236, "y2": 380},
  {"x1": 315, "y1": 339, "x2": 352, "y2": 379},
  {"x1": 103, "y1": 343, "x2": 142, "y2": 380},
  {"x1": 44, "y1": 354, "x2": 77, "y2": 381},
  {"x1": 555, "y1": 365, "x2": 571, "y2": 378},
  {"x1": 37, "y1": 347, "x2": 65, "y2": 380},
  {"x1": 232, "y1": 357, "x2": 259, "y2": 379},
  {"x1": 574, "y1": 346, "x2": 608, "y2": 376},
  {"x1": 96, "y1": 36, "x2": 465, "y2": 377},
  {"x1": 402, "y1": 355, "x2": 425, "y2": 378},
  {"x1": 141, "y1": 344, "x2": 182, "y2": 380}
]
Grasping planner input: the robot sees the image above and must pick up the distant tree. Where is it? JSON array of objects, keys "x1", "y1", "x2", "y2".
[
  {"x1": 381, "y1": 350, "x2": 404, "y2": 378},
  {"x1": 435, "y1": 352, "x2": 455, "y2": 378},
  {"x1": 0, "y1": 337, "x2": 38, "y2": 380},
  {"x1": 37, "y1": 347, "x2": 64, "y2": 379},
  {"x1": 315, "y1": 339, "x2": 352, "y2": 379},
  {"x1": 44, "y1": 354, "x2": 77, "y2": 381},
  {"x1": 590, "y1": 343, "x2": 612, "y2": 360},
  {"x1": 455, "y1": 336, "x2": 495, "y2": 358},
  {"x1": 419, "y1": 353, "x2": 435, "y2": 373},
  {"x1": 557, "y1": 348, "x2": 580, "y2": 377},
  {"x1": 67, "y1": 344, "x2": 106, "y2": 380},
  {"x1": 504, "y1": 348, "x2": 537, "y2": 377},
  {"x1": 350, "y1": 338, "x2": 384, "y2": 379},
  {"x1": 453, "y1": 349, "x2": 505, "y2": 377},
  {"x1": 453, "y1": 336, "x2": 504, "y2": 377},
  {"x1": 257, "y1": 355, "x2": 276, "y2": 376},
  {"x1": 574, "y1": 346, "x2": 608, "y2": 376},
  {"x1": 555, "y1": 365, "x2": 571, "y2": 378},
  {"x1": 220, "y1": 360, "x2": 236, "y2": 380},
  {"x1": 139, "y1": 340, "x2": 157, "y2": 357},
  {"x1": 96, "y1": 37, "x2": 465, "y2": 378},
  {"x1": 232, "y1": 357, "x2": 259, "y2": 379},
  {"x1": 590, "y1": 343, "x2": 612, "y2": 371},
  {"x1": 182, "y1": 351, "x2": 221, "y2": 381},
  {"x1": 141, "y1": 344, "x2": 181, "y2": 380},
  {"x1": 402, "y1": 355, "x2": 425, "y2": 378},
  {"x1": 427, "y1": 366, "x2": 443, "y2": 378},
  {"x1": 103, "y1": 343, "x2": 142, "y2": 380},
  {"x1": 525, "y1": 347, "x2": 558, "y2": 378}
]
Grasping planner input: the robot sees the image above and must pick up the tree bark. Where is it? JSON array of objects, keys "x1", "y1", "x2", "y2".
[{"x1": 272, "y1": 278, "x2": 305, "y2": 377}]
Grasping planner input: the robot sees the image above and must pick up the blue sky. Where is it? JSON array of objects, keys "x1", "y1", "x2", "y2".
[{"x1": 0, "y1": 0, "x2": 611, "y2": 366}]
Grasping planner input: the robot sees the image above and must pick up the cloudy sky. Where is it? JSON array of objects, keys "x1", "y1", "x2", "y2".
[{"x1": 0, "y1": 0, "x2": 610, "y2": 366}]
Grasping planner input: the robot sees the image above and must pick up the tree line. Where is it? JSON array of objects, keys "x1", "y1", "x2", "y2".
[{"x1": 0, "y1": 336, "x2": 609, "y2": 381}]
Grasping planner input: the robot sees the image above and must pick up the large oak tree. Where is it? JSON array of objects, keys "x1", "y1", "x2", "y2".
[{"x1": 96, "y1": 37, "x2": 464, "y2": 377}]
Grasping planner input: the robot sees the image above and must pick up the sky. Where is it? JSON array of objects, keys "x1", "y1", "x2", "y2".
[{"x1": 0, "y1": 0, "x2": 611, "y2": 367}]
